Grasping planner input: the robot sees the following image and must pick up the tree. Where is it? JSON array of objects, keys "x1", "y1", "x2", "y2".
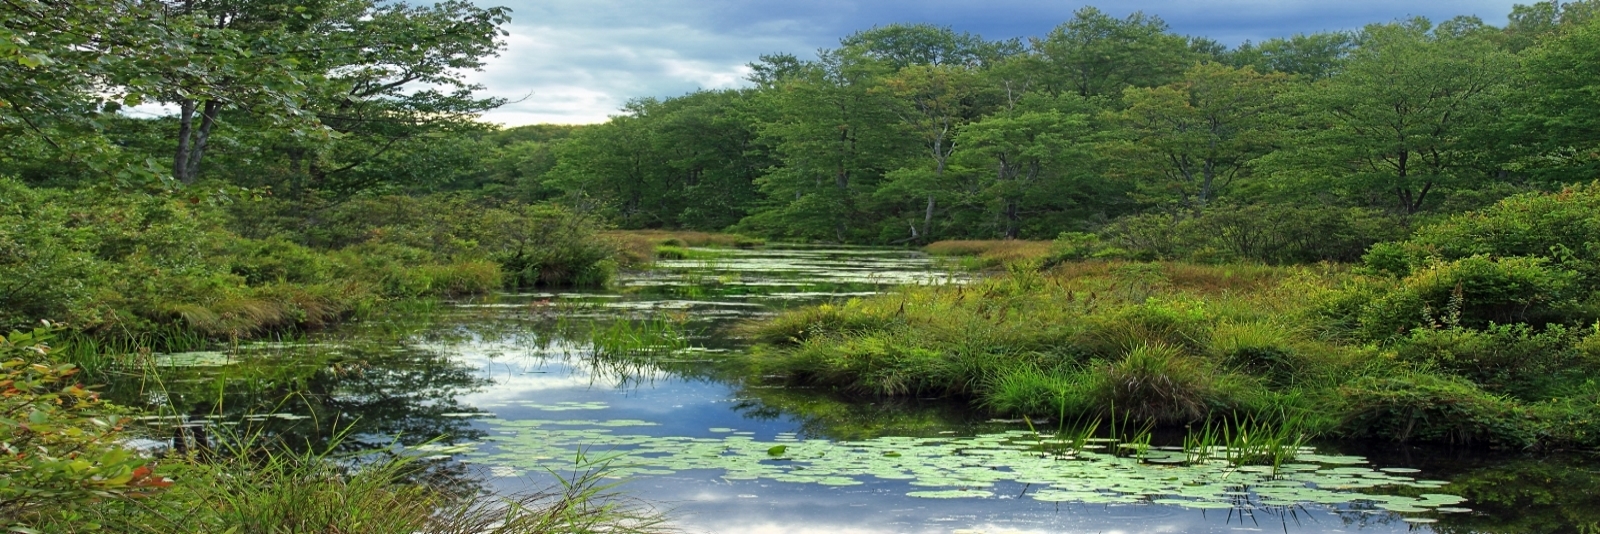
[
  {"x1": 1030, "y1": 7, "x2": 1197, "y2": 99},
  {"x1": 1510, "y1": 15, "x2": 1600, "y2": 181},
  {"x1": 842, "y1": 24, "x2": 1015, "y2": 241},
  {"x1": 740, "y1": 50, "x2": 911, "y2": 242},
  {"x1": 1, "y1": 0, "x2": 244, "y2": 185},
  {"x1": 545, "y1": 103, "x2": 669, "y2": 227},
  {"x1": 288, "y1": 0, "x2": 509, "y2": 196},
  {"x1": 1227, "y1": 32, "x2": 1355, "y2": 80},
  {"x1": 839, "y1": 23, "x2": 1015, "y2": 69},
  {"x1": 1269, "y1": 20, "x2": 1514, "y2": 216},
  {"x1": 877, "y1": 64, "x2": 990, "y2": 242},
  {"x1": 649, "y1": 90, "x2": 771, "y2": 229},
  {"x1": 1109, "y1": 63, "x2": 1288, "y2": 212},
  {"x1": 954, "y1": 94, "x2": 1098, "y2": 238},
  {"x1": 1503, "y1": 0, "x2": 1600, "y2": 52}
]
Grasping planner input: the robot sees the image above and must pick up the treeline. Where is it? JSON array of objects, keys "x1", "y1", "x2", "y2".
[
  {"x1": 10, "y1": 2, "x2": 1599, "y2": 253},
  {"x1": 518, "y1": 2, "x2": 1600, "y2": 248}
]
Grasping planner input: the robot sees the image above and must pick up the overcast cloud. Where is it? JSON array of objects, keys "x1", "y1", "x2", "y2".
[{"x1": 465, "y1": 0, "x2": 1527, "y2": 126}]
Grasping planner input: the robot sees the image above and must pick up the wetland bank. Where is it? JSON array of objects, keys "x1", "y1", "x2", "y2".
[
  {"x1": 81, "y1": 245, "x2": 1600, "y2": 533},
  {"x1": 9, "y1": 0, "x2": 1600, "y2": 532}
]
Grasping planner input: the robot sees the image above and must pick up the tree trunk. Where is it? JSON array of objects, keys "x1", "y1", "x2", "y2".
[
  {"x1": 173, "y1": 99, "x2": 196, "y2": 181},
  {"x1": 182, "y1": 100, "x2": 221, "y2": 184},
  {"x1": 1004, "y1": 199, "x2": 1020, "y2": 239},
  {"x1": 173, "y1": 99, "x2": 221, "y2": 185}
]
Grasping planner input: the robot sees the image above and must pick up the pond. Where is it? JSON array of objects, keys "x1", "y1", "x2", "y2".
[{"x1": 111, "y1": 247, "x2": 1600, "y2": 534}]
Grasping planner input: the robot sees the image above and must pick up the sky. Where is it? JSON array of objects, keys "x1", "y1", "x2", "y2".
[{"x1": 464, "y1": 0, "x2": 1528, "y2": 126}]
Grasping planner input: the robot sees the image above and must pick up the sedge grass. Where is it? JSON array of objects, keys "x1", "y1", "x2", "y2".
[{"x1": 73, "y1": 431, "x2": 675, "y2": 534}]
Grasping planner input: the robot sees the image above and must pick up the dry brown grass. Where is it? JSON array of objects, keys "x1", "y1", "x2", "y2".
[
  {"x1": 924, "y1": 240, "x2": 1053, "y2": 267},
  {"x1": 1160, "y1": 262, "x2": 1289, "y2": 295}
]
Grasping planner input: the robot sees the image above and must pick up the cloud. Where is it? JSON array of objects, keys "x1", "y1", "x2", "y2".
[{"x1": 468, "y1": 0, "x2": 1524, "y2": 126}]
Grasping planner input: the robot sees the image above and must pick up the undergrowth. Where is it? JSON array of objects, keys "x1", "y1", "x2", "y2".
[{"x1": 744, "y1": 187, "x2": 1600, "y2": 450}]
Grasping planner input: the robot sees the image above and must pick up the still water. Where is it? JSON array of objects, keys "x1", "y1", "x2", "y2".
[{"x1": 117, "y1": 247, "x2": 1600, "y2": 534}]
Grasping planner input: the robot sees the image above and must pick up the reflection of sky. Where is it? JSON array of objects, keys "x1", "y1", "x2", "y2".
[
  {"x1": 468, "y1": 0, "x2": 1523, "y2": 125},
  {"x1": 491, "y1": 464, "x2": 1422, "y2": 533},
  {"x1": 430, "y1": 248, "x2": 1432, "y2": 533},
  {"x1": 448, "y1": 356, "x2": 1427, "y2": 530}
]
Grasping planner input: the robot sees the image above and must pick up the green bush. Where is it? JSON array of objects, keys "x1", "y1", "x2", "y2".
[
  {"x1": 1102, "y1": 203, "x2": 1402, "y2": 265},
  {"x1": 739, "y1": 299, "x2": 903, "y2": 346},
  {"x1": 755, "y1": 333, "x2": 956, "y2": 396},
  {"x1": 1396, "y1": 324, "x2": 1595, "y2": 399},
  {"x1": 1210, "y1": 321, "x2": 1305, "y2": 387},
  {"x1": 654, "y1": 245, "x2": 690, "y2": 259},
  {"x1": 1075, "y1": 298, "x2": 1212, "y2": 357},
  {"x1": 983, "y1": 366, "x2": 1100, "y2": 417},
  {"x1": 1398, "y1": 183, "x2": 1600, "y2": 281},
  {"x1": 1358, "y1": 255, "x2": 1583, "y2": 338},
  {"x1": 227, "y1": 237, "x2": 339, "y2": 285},
  {"x1": 1337, "y1": 372, "x2": 1534, "y2": 446},
  {"x1": 1, "y1": 328, "x2": 164, "y2": 530},
  {"x1": 1, "y1": 180, "x2": 622, "y2": 343},
  {"x1": 231, "y1": 193, "x2": 618, "y2": 289}
]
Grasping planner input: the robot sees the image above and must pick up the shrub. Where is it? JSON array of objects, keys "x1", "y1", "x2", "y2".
[
  {"x1": 1337, "y1": 372, "x2": 1534, "y2": 446},
  {"x1": 1402, "y1": 183, "x2": 1600, "y2": 281},
  {"x1": 1101, "y1": 203, "x2": 1402, "y2": 265},
  {"x1": 1, "y1": 328, "x2": 165, "y2": 530},
  {"x1": 488, "y1": 204, "x2": 618, "y2": 288},
  {"x1": 924, "y1": 240, "x2": 1053, "y2": 268},
  {"x1": 758, "y1": 334, "x2": 954, "y2": 396},
  {"x1": 983, "y1": 366, "x2": 1099, "y2": 417},
  {"x1": 654, "y1": 245, "x2": 691, "y2": 260},
  {"x1": 737, "y1": 299, "x2": 901, "y2": 345},
  {"x1": 1395, "y1": 324, "x2": 1596, "y2": 400},
  {"x1": 1076, "y1": 298, "x2": 1211, "y2": 357},
  {"x1": 227, "y1": 237, "x2": 339, "y2": 286},
  {"x1": 1358, "y1": 255, "x2": 1584, "y2": 338}
]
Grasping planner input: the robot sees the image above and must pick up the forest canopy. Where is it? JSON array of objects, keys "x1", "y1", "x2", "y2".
[{"x1": 3, "y1": 0, "x2": 1600, "y2": 252}]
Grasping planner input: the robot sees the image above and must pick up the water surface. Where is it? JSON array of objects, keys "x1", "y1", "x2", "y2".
[{"x1": 116, "y1": 247, "x2": 1600, "y2": 534}]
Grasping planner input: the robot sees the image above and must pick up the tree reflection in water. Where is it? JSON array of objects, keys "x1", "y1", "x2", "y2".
[{"x1": 104, "y1": 340, "x2": 490, "y2": 455}]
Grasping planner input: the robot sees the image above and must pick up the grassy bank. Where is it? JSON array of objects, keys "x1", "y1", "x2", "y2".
[
  {"x1": 744, "y1": 185, "x2": 1600, "y2": 449},
  {"x1": 1, "y1": 180, "x2": 619, "y2": 349}
]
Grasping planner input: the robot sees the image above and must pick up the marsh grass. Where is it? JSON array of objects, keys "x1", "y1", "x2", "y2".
[
  {"x1": 740, "y1": 259, "x2": 1461, "y2": 442},
  {"x1": 743, "y1": 253, "x2": 1600, "y2": 447},
  {"x1": 925, "y1": 240, "x2": 1053, "y2": 269},
  {"x1": 56, "y1": 329, "x2": 210, "y2": 375},
  {"x1": 1183, "y1": 414, "x2": 1312, "y2": 471},
  {"x1": 74, "y1": 431, "x2": 674, "y2": 534},
  {"x1": 587, "y1": 315, "x2": 691, "y2": 358},
  {"x1": 604, "y1": 230, "x2": 764, "y2": 266}
]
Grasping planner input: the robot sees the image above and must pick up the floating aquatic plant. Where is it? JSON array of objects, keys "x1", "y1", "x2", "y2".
[{"x1": 466, "y1": 418, "x2": 1465, "y2": 519}]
